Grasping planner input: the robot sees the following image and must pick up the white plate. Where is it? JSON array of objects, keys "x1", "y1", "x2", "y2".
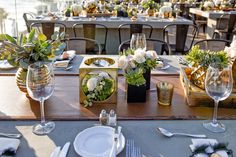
[
  {"x1": 0, "y1": 60, "x2": 15, "y2": 70},
  {"x1": 74, "y1": 126, "x2": 125, "y2": 157}
]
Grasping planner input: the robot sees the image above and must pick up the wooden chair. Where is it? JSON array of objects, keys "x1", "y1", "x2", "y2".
[
  {"x1": 194, "y1": 39, "x2": 231, "y2": 51},
  {"x1": 118, "y1": 23, "x2": 153, "y2": 44},
  {"x1": 72, "y1": 23, "x2": 108, "y2": 54},
  {"x1": 163, "y1": 23, "x2": 198, "y2": 55},
  {"x1": 23, "y1": 13, "x2": 35, "y2": 33},
  {"x1": 212, "y1": 14, "x2": 236, "y2": 41},
  {"x1": 30, "y1": 22, "x2": 66, "y2": 40},
  {"x1": 118, "y1": 38, "x2": 171, "y2": 55},
  {"x1": 63, "y1": 37, "x2": 102, "y2": 54}
]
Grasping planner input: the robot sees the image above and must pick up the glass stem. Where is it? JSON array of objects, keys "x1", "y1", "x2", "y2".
[
  {"x1": 212, "y1": 99, "x2": 219, "y2": 124},
  {"x1": 40, "y1": 98, "x2": 46, "y2": 124}
]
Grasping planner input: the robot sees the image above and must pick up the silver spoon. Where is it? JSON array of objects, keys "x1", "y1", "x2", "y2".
[
  {"x1": 0, "y1": 132, "x2": 22, "y2": 139},
  {"x1": 65, "y1": 66, "x2": 73, "y2": 71},
  {"x1": 157, "y1": 127, "x2": 206, "y2": 138}
]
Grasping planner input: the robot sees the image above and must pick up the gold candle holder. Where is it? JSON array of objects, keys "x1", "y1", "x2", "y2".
[{"x1": 156, "y1": 81, "x2": 174, "y2": 106}]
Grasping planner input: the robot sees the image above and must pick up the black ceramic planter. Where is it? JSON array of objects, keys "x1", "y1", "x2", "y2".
[
  {"x1": 127, "y1": 84, "x2": 146, "y2": 103},
  {"x1": 143, "y1": 69, "x2": 151, "y2": 90}
]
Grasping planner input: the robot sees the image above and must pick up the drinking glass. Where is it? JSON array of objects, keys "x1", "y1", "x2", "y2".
[
  {"x1": 26, "y1": 62, "x2": 55, "y2": 135},
  {"x1": 204, "y1": 64, "x2": 233, "y2": 133},
  {"x1": 130, "y1": 33, "x2": 146, "y2": 51},
  {"x1": 57, "y1": 0, "x2": 67, "y2": 16}
]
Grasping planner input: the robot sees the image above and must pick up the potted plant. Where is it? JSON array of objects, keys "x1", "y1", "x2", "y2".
[
  {"x1": 141, "y1": 0, "x2": 159, "y2": 16},
  {"x1": 0, "y1": 29, "x2": 66, "y2": 94},
  {"x1": 119, "y1": 48, "x2": 158, "y2": 102}
]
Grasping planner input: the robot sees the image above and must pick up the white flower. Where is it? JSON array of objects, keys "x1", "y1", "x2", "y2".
[
  {"x1": 214, "y1": 0, "x2": 222, "y2": 6},
  {"x1": 118, "y1": 55, "x2": 128, "y2": 69},
  {"x1": 134, "y1": 48, "x2": 146, "y2": 57},
  {"x1": 134, "y1": 52, "x2": 146, "y2": 64},
  {"x1": 225, "y1": 40, "x2": 236, "y2": 58},
  {"x1": 203, "y1": 1, "x2": 214, "y2": 8},
  {"x1": 87, "y1": 77, "x2": 98, "y2": 91},
  {"x1": 145, "y1": 50, "x2": 158, "y2": 60},
  {"x1": 98, "y1": 72, "x2": 109, "y2": 79},
  {"x1": 72, "y1": 4, "x2": 82, "y2": 14},
  {"x1": 159, "y1": 6, "x2": 172, "y2": 14}
]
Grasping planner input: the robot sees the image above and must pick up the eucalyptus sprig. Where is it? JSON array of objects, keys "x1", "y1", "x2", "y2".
[{"x1": 0, "y1": 29, "x2": 66, "y2": 69}]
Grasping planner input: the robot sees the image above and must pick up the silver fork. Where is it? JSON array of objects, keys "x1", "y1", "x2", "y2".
[{"x1": 126, "y1": 139, "x2": 135, "y2": 157}]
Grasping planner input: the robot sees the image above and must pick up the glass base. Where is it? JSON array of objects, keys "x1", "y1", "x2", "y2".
[
  {"x1": 203, "y1": 121, "x2": 226, "y2": 133},
  {"x1": 33, "y1": 121, "x2": 55, "y2": 135}
]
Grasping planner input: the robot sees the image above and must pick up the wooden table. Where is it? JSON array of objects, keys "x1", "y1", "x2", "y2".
[
  {"x1": 1, "y1": 55, "x2": 236, "y2": 120},
  {"x1": 189, "y1": 8, "x2": 236, "y2": 38}
]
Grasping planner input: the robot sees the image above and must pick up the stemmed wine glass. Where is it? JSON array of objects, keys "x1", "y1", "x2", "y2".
[
  {"x1": 130, "y1": 33, "x2": 147, "y2": 50},
  {"x1": 26, "y1": 62, "x2": 55, "y2": 135},
  {"x1": 204, "y1": 63, "x2": 233, "y2": 133}
]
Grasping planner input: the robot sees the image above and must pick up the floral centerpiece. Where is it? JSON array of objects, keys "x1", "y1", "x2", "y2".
[
  {"x1": 202, "y1": 1, "x2": 215, "y2": 10},
  {"x1": 82, "y1": 71, "x2": 115, "y2": 107},
  {"x1": 141, "y1": 0, "x2": 159, "y2": 16},
  {"x1": 0, "y1": 29, "x2": 66, "y2": 93},
  {"x1": 185, "y1": 45, "x2": 229, "y2": 89},
  {"x1": 159, "y1": 6, "x2": 172, "y2": 18},
  {"x1": 83, "y1": 0, "x2": 98, "y2": 13},
  {"x1": 71, "y1": 4, "x2": 83, "y2": 16},
  {"x1": 119, "y1": 48, "x2": 158, "y2": 102}
]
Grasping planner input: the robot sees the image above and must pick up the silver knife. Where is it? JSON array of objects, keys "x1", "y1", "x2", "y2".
[
  {"x1": 50, "y1": 146, "x2": 61, "y2": 157},
  {"x1": 59, "y1": 142, "x2": 70, "y2": 157}
]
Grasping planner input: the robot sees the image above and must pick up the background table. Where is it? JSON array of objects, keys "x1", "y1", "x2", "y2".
[
  {"x1": 1, "y1": 120, "x2": 236, "y2": 157},
  {"x1": 189, "y1": 8, "x2": 236, "y2": 38},
  {"x1": 27, "y1": 17, "x2": 192, "y2": 54}
]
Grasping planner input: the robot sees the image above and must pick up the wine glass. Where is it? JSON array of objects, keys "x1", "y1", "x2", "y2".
[
  {"x1": 26, "y1": 62, "x2": 55, "y2": 135},
  {"x1": 57, "y1": 0, "x2": 67, "y2": 16},
  {"x1": 130, "y1": 33, "x2": 147, "y2": 50},
  {"x1": 204, "y1": 63, "x2": 233, "y2": 133}
]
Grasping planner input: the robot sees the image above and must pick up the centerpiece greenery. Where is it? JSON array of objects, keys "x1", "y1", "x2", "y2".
[
  {"x1": 0, "y1": 29, "x2": 66, "y2": 94},
  {"x1": 185, "y1": 45, "x2": 229, "y2": 89},
  {"x1": 82, "y1": 72, "x2": 115, "y2": 107},
  {"x1": 119, "y1": 48, "x2": 158, "y2": 102}
]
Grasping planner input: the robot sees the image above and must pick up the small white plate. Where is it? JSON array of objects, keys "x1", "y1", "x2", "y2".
[
  {"x1": 0, "y1": 60, "x2": 15, "y2": 70},
  {"x1": 74, "y1": 126, "x2": 125, "y2": 157}
]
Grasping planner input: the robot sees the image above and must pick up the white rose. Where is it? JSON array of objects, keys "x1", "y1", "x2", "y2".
[
  {"x1": 230, "y1": 48, "x2": 236, "y2": 59},
  {"x1": 145, "y1": 50, "x2": 157, "y2": 60},
  {"x1": 98, "y1": 72, "x2": 109, "y2": 79},
  {"x1": 134, "y1": 48, "x2": 146, "y2": 57},
  {"x1": 214, "y1": 0, "x2": 221, "y2": 6},
  {"x1": 134, "y1": 53, "x2": 146, "y2": 64},
  {"x1": 118, "y1": 55, "x2": 128, "y2": 69},
  {"x1": 230, "y1": 40, "x2": 236, "y2": 49},
  {"x1": 72, "y1": 4, "x2": 82, "y2": 13},
  {"x1": 87, "y1": 77, "x2": 98, "y2": 91}
]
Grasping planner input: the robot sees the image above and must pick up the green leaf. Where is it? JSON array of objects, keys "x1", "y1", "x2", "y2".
[
  {"x1": 5, "y1": 34, "x2": 17, "y2": 44},
  {"x1": 28, "y1": 29, "x2": 35, "y2": 42},
  {"x1": 38, "y1": 33, "x2": 47, "y2": 41},
  {"x1": 0, "y1": 34, "x2": 6, "y2": 40},
  {"x1": 17, "y1": 34, "x2": 23, "y2": 46}
]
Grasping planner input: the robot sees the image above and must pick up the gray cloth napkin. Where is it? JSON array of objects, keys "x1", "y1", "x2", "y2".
[
  {"x1": 0, "y1": 137, "x2": 20, "y2": 155},
  {"x1": 189, "y1": 139, "x2": 229, "y2": 157}
]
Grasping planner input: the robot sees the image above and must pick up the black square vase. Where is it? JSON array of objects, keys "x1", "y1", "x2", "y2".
[
  {"x1": 127, "y1": 84, "x2": 146, "y2": 103},
  {"x1": 143, "y1": 69, "x2": 151, "y2": 90}
]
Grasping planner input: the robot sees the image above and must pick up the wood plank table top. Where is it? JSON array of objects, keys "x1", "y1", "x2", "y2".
[{"x1": 1, "y1": 75, "x2": 236, "y2": 120}]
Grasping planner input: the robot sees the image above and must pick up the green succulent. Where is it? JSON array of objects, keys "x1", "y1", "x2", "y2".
[{"x1": 0, "y1": 29, "x2": 66, "y2": 69}]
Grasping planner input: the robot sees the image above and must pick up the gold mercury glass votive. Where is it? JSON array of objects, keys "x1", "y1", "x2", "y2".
[{"x1": 156, "y1": 81, "x2": 174, "y2": 106}]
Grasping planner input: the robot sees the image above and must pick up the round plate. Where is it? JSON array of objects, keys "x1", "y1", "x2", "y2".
[
  {"x1": 0, "y1": 60, "x2": 16, "y2": 70},
  {"x1": 73, "y1": 126, "x2": 125, "y2": 157}
]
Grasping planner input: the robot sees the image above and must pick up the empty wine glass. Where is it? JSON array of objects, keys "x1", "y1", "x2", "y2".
[
  {"x1": 204, "y1": 63, "x2": 233, "y2": 133},
  {"x1": 130, "y1": 33, "x2": 147, "y2": 50},
  {"x1": 26, "y1": 62, "x2": 55, "y2": 135}
]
